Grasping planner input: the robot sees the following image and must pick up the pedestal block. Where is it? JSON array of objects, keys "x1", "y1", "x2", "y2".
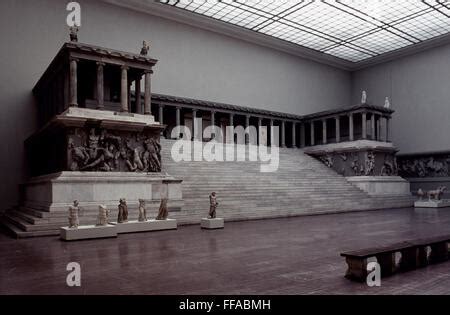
[
  {"x1": 60, "y1": 224, "x2": 117, "y2": 241},
  {"x1": 414, "y1": 200, "x2": 450, "y2": 208},
  {"x1": 201, "y1": 218, "x2": 224, "y2": 229},
  {"x1": 111, "y1": 219, "x2": 177, "y2": 233}
]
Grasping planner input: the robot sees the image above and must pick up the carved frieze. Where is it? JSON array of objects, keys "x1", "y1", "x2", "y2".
[
  {"x1": 67, "y1": 127, "x2": 161, "y2": 173},
  {"x1": 398, "y1": 154, "x2": 450, "y2": 178},
  {"x1": 312, "y1": 149, "x2": 398, "y2": 177}
]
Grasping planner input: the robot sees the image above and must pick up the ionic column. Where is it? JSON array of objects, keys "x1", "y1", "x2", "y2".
[
  {"x1": 258, "y1": 117, "x2": 263, "y2": 146},
  {"x1": 175, "y1": 106, "x2": 181, "y2": 139},
  {"x1": 362, "y1": 112, "x2": 367, "y2": 139},
  {"x1": 192, "y1": 109, "x2": 198, "y2": 141},
  {"x1": 310, "y1": 121, "x2": 315, "y2": 146},
  {"x1": 120, "y1": 65, "x2": 129, "y2": 112},
  {"x1": 335, "y1": 116, "x2": 340, "y2": 143},
  {"x1": 300, "y1": 123, "x2": 306, "y2": 148},
  {"x1": 210, "y1": 111, "x2": 216, "y2": 139},
  {"x1": 349, "y1": 113, "x2": 354, "y2": 141},
  {"x1": 158, "y1": 105, "x2": 164, "y2": 137},
  {"x1": 281, "y1": 120, "x2": 286, "y2": 147},
  {"x1": 144, "y1": 70, "x2": 152, "y2": 115},
  {"x1": 69, "y1": 58, "x2": 78, "y2": 107},
  {"x1": 158, "y1": 104, "x2": 164, "y2": 123},
  {"x1": 386, "y1": 117, "x2": 390, "y2": 142},
  {"x1": 292, "y1": 122, "x2": 296, "y2": 148},
  {"x1": 228, "y1": 113, "x2": 234, "y2": 144},
  {"x1": 135, "y1": 75, "x2": 142, "y2": 114},
  {"x1": 322, "y1": 119, "x2": 327, "y2": 144},
  {"x1": 270, "y1": 119, "x2": 275, "y2": 146},
  {"x1": 96, "y1": 62, "x2": 104, "y2": 109},
  {"x1": 245, "y1": 115, "x2": 250, "y2": 144},
  {"x1": 371, "y1": 113, "x2": 376, "y2": 140}
]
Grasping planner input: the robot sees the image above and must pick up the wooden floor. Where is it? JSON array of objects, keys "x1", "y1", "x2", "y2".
[{"x1": 1, "y1": 207, "x2": 450, "y2": 295}]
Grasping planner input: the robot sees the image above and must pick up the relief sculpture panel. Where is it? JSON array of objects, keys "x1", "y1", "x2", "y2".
[{"x1": 67, "y1": 127, "x2": 161, "y2": 172}]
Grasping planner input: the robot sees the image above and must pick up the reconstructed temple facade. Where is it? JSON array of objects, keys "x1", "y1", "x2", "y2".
[
  {"x1": 21, "y1": 39, "x2": 182, "y2": 221},
  {"x1": 3, "y1": 36, "x2": 411, "y2": 237}
]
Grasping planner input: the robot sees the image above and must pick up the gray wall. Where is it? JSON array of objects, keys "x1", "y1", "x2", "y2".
[
  {"x1": 351, "y1": 43, "x2": 450, "y2": 154},
  {"x1": 0, "y1": 0, "x2": 352, "y2": 209}
]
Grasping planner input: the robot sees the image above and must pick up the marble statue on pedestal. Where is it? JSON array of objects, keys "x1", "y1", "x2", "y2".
[
  {"x1": 117, "y1": 198, "x2": 129, "y2": 223},
  {"x1": 140, "y1": 40, "x2": 150, "y2": 56},
  {"x1": 361, "y1": 90, "x2": 367, "y2": 104},
  {"x1": 209, "y1": 192, "x2": 219, "y2": 219},
  {"x1": 156, "y1": 198, "x2": 169, "y2": 220},
  {"x1": 417, "y1": 188, "x2": 425, "y2": 201},
  {"x1": 69, "y1": 26, "x2": 79, "y2": 42},
  {"x1": 68, "y1": 200, "x2": 80, "y2": 228},
  {"x1": 384, "y1": 97, "x2": 390, "y2": 108},
  {"x1": 138, "y1": 199, "x2": 147, "y2": 222},
  {"x1": 96, "y1": 205, "x2": 110, "y2": 226},
  {"x1": 427, "y1": 186, "x2": 447, "y2": 201}
]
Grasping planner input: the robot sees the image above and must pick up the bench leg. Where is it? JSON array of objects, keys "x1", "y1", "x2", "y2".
[
  {"x1": 345, "y1": 257, "x2": 368, "y2": 282},
  {"x1": 399, "y1": 248, "x2": 418, "y2": 271},
  {"x1": 429, "y1": 242, "x2": 448, "y2": 264},
  {"x1": 417, "y1": 246, "x2": 429, "y2": 267},
  {"x1": 375, "y1": 252, "x2": 396, "y2": 277}
]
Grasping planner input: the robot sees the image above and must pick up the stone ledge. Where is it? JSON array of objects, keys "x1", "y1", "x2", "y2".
[
  {"x1": 60, "y1": 224, "x2": 117, "y2": 241},
  {"x1": 346, "y1": 176, "x2": 411, "y2": 196},
  {"x1": 110, "y1": 219, "x2": 177, "y2": 233},
  {"x1": 304, "y1": 140, "x2": 396, "y2": 155}
]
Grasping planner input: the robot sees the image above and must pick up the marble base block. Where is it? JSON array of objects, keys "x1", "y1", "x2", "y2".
[
  {"x1": 346, "y1": 176, "x2": 411, "y2": 196},
  {"x1": 201, "y1": 218, "x2": 224, "y2": 229},
  {"x1": 60, "y1": 225, "x2": 117, "y2": 241},
  {"x1": 414, "y1": 200, "x2": 450, "y2": 208},
  {"x1": 110, "y1": 219, "x2": 177, "y2": 233}
]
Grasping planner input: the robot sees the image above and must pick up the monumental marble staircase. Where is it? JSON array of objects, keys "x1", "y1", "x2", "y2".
[
  {"x1": 160, "y1": 139, "x2": 414, "y2": 225},
  {"x1": 0, "y1": 139, "x2": 414, "y2": 238}
]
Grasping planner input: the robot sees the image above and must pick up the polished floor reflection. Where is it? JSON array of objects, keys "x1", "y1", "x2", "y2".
[{"x1": 1, "y1": 207, "x2": 450, "y2": 294}]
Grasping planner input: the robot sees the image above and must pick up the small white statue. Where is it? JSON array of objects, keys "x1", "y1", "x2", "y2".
[
  {"x1": 68, "y1": 200, "x2": 80, "y2": 228},
  {"x1": 384, "y1": 97, "x2": 390, "y2": 108},
  {"x1": 361, "y1": 90, "x2": 367, "y2": 104},
  {"x1": 96, "y1": 205, "x2": 110, "y2": 226}
]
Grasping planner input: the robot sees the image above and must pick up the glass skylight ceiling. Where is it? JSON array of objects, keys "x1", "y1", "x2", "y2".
[{"x1": 159, "y1": 0, "x2": 450, "y2": 62}]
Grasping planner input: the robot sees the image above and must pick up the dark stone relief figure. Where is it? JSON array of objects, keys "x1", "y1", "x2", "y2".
[
  {"x1": 67, "y1": 127, "x2": 161, "y2": 173},
  {"x1": 320, "y1": 155, "x2": 334, "y2": 168},
  {"x1": 381, "y1": 156, "x2": 398, "y2": 176},
  {"x1": 398, "y1": 154, "x2": 450, "y2": 178},
  {"x1": 364, "y1": 152, "x2": 375, "y2": 176},
  {"x1": 314, "y1": 150, "x2": 397, "y2": 177},
  {"x1": 117, "y1": 198, "x2": 128, "y2": 223}
]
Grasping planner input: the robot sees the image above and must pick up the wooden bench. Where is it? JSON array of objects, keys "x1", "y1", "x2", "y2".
[
  {"x1": 341, "y1": 242, "x2": 413, "y2": 282},
  {"x1": 341, "y1": 235, "x2": 450, "y2": 282}
]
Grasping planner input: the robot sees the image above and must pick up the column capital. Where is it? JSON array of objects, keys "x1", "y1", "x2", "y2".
[
  {"x1": 121, "y1": 64, "x2": 130, "y2": 70},
  {"x1": 96, "y1": 61, "x2": 106, "y2": 67},
  {"x1": 144, "y1": 69, "x2": 153, "y2": 74},
  {"x1": 69, "y1": 57, "x2": 79, "y2": 62}
]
